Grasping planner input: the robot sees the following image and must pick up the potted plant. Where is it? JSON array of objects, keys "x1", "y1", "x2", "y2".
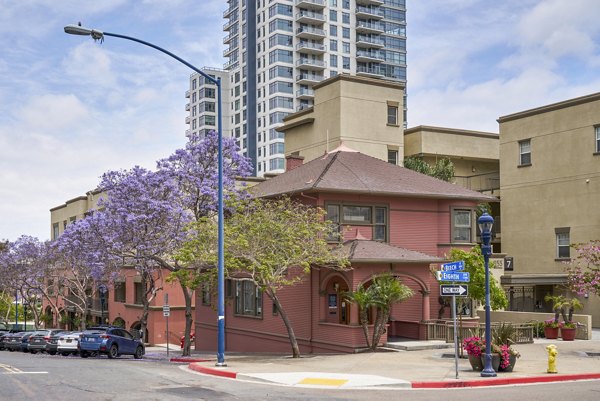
[
  {"x1": 497, "y1": 344, "x2": 521, "y2": 372},
  {"x1": 492, "y1": 322, "x2": 520, "y2": 372},
  {"x1": 544, "y1": 294, "x2": 583, "y2": 341},
  {"x1": 543, "y1": 318, "x2": 560, "y2": 339},
  {"x1": 463, "y1": 336, "x2": 484, "y2": 371}
]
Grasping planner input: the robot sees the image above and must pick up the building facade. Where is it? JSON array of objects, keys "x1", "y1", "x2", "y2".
[
  {"x1": 498, "y1": 92, "x2": 600, "y2": 325},
  {"x1": 48, "y1": 192, "x2": 192, "y2": 345},
  {"x1": 187, "y1": 0, "x2": 407, "y2": 176},
  {"x1": 195, "y1": 148, "x2": 495, "y2": 353}
]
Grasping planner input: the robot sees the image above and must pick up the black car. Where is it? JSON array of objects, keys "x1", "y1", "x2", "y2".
[
  {"x1": 27, "y1": 329, "x2": 65, "y2": 354},
  {"x1": 3, "y1": 332, "x2": 30, "y2": 352},
  {"x1": 0, "y1": 330, "x2": 10, "y2": 350},
  {"x1": 19, "y1": 332, "x2": 36, "y2": 352}
]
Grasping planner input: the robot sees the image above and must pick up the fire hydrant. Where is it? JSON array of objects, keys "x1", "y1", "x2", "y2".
[{"x1": 546, "y1": 344, "x2": 558, "y2": 374}]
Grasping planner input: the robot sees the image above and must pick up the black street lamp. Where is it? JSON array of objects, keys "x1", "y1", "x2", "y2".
[
  {"x1": 478, "y1": 212, "x2": 497, "y2": 377},
  {"x1": 98, "y1": 284, "x2": 108, "y2": 325}
]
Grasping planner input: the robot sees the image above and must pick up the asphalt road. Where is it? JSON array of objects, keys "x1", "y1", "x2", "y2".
[{"x1": 2, "y1": 350, "x2": 600, "y2": 400}]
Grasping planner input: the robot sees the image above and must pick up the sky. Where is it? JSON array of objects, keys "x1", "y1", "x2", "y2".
[{"x1": 1, "y1": 0, "x2": 600, "y2": 242}]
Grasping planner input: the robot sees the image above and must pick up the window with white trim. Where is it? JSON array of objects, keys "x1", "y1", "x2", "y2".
[
  {"x1": 326, "y1": 203, "x2": 388, "y2": 242},
  {"x1": 555, "y1": 228, "x2": 570, "y2": 259},
  {"x1": 519, "y1": 139, "x2": 531, "y2": 166},
  {"x1": 595, "y1": 126, "x2": 600, "y2": 153},
  {"x1": 452, "y1": 209, "x2": 473, "y2": 243}
]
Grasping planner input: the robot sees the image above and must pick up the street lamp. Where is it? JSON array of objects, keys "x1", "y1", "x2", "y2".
[
  {"x1": 98, "y1": 284, "x2": 108, "y2": 325},
  {"x1": 64, "y1": 24, "x2": 227, "y2": 365},
  {"x1": 478, "y1": 212, "x2": 496, "y2": 377}
]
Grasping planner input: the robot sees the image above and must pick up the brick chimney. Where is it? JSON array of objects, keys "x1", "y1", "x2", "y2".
[{"x1": 285, "y1": 154, "x2": 305, "y2": 171}]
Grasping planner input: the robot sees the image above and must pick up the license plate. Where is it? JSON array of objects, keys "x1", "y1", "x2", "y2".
[{"x1": 66, "y1": 339, "x2": 72, "y2": 343}]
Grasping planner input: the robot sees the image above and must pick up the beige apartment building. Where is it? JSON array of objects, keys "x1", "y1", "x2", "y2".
[{"x1": 499, "y1": 92, "x2": 600, "y2": 325}]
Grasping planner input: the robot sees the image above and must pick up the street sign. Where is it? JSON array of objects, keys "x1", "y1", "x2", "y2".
[
  {"x1": 441, "y1": 261, "x2": 465, "y2": 272},
  {"x1": 440, "y1": 284, "x2": 469, "y2": 297},
  {"x1": 163, "y1": 305, "x2": 170, "y2": 317},
  {"x1": 163, "y1": 311, "x2": 170, "y2": 317},
  {"x1": 436, "y1": 271, "x2": 470, "y2": 282}
]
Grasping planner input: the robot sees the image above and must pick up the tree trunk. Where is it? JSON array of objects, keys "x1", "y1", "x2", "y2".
[
  {"x1": 371, "y1": 308, "x2": 390, "y2": 351},
  {"x1": 270, "y1": 292, "x2": 301, "y2": 358},
  {"x1": 359, "y1": 309, "x2": 371, "y2": 349},
  {"x1": 180, "y1": 281, "x2": 193, "y2": 357}
]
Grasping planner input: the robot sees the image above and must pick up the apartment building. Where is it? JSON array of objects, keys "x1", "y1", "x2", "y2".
[
  {"x1": 498, "y1": 92, "x2": 600, "y2": 325},
  {"x1": 186, "y1": 0, "x2": 407, "y2": 176}
]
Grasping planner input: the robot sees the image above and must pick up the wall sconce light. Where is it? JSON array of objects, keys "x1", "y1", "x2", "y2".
[
  {"x1": 584, "y1": 293, "x2": 589, "y2": 299},
  {"x1": 472, "y1": 166, "x2": 476, "y2": 173},
  {"x1": 333, "y1": 283, "x2": 339, "y2": 292}
]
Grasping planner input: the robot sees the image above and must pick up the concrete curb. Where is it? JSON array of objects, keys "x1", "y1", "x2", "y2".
[
  {"x1": 411, "y1": 373, "x2": 600, "y2": 389},
  {"x1": 188, "y1": 362, "x2": 600, "y2": 389},
  {"x1": 170, "y1": 358, "x2": 211, "y2": 363}
]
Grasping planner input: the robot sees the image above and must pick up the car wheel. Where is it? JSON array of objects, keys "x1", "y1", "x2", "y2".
[
  {"x1": 80, "y1": 351, "x2": 89, "y2": 358},
  {"x1": 48, "y1": 351, "x2": 56, "y2": 356},
  {"x1": 134, "y1": 346, "x2": 143, "y2": 359},
  {"x1": 107, "y1": 344, "x2": 118, "y2": 359},
  {"x1": 30, "y1": 350, "x2": 37, "y2": 354},
  {"x1": 8, "y1": 349, "x2": 14, "y2": 352}
]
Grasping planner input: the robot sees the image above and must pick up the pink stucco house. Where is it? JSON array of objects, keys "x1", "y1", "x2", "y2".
[{"x1": 195, "y1": 148, "x2": 494, "y2": 354}]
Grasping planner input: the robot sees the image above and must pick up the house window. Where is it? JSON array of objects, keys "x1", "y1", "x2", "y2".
[
  {"x1": 387, "y1": 104, "x2": 398, "y2": 125},
  {"x1": 326, "y1": 203, "x2": 388, "y2": 242},
  {"x1": 114, "y1": 281, "x2": 126, "y2": 303},
  {"x1": 134, "y1": 282, "x2": 144, "y2": 305},
  {"x1": 201, "y1": 283, "x2": 211, "y2": 306},
  {"x1": 452, "y1": 209, "x2": 473, "y2": 243},
  {"x1": 387, "y1": 149, "x2": 398, "y2": 165},
  {"x1": 555, "y1": 228, "x2": 570, "y2": 259},
  {"x1": 52, "y1": 223, "x2": 59, "y2": 240},
  {"x1": 519, "y1": 139, "x2": 531, "y2": 166},
  {"x1": 595, "y1": 126, "x2": 600, "y2": 153},
  {"x1": 234, "y1": 280, "x2": 262, "y2": 317}
]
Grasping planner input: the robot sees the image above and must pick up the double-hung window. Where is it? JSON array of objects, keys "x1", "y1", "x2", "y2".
[
  {"x1": 595, "y1": 126, "x2": 600, "y2": 154},
  {"x1": 555, "y1": 228, "x2": 570, "y2": 259},
  {"x1": 452, "y1": 208, "x2": 473, "y2": 243},
  {"x1": 234, "y1": 280, "x2": 262, "y2": 317},
  {"x1": 387, "y1": 104, "x2": 398, "y2": 125},
  {"x1": 519, "y1": 139, "x2": 531, "y2": 166}
]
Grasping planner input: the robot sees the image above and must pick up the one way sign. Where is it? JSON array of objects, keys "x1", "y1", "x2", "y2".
[{"x1": 440, "y1": 284, "x2": 469, "y2": 297}]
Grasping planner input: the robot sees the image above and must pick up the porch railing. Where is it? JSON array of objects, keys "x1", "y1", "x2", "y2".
[{"x1": 423, "y1": 320, "x2": 534, "y2": 344}]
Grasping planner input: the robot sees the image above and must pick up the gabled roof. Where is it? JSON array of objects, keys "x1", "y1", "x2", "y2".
[
  {"x1": 252, "y1": 150, "x2": 495, "y2": 201},
  {"x1": 337, "y1": 240, "x2": 442, "y2": 264}
]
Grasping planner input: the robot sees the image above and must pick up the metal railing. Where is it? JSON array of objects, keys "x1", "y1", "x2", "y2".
[
  {"x1": 453, "y1": 171, "x2": 500, "y2": 192},
  {"x1": 424, "y1": 320, "x2": 535, "y2": 344}
]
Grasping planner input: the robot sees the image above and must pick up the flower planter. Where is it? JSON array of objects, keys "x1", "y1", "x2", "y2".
[
  {"x1": 499, "y1": 354, "x2": 518, "y2": 372},
  {"x1": 480, "y1": 354, "x2": 500, "y2": 372},
  {"x1": 468, "y1": 354, "x2": 483, "y2": 371},
  {"x1": 560, "y1": 327, "x2": 576, "y2": 341},
  {"x1": 544, "y1": 326, "x2": 559, "y2": 339}
]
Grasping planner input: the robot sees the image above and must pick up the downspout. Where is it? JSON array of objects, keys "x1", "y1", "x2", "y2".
[{"x1": 310, "y1": 268, "x2": 314, "y2": 353}]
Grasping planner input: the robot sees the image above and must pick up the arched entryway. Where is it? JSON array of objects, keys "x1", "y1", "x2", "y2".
[
  {"x1": 130, "y1": 321, "x2": 148, "y2": 342},
  {"x1": 321, "y1": 273, "x2": 351, "y2": 325},
  {"x1": 112, "y1": 317, "x2": 125, "y2": 328}
]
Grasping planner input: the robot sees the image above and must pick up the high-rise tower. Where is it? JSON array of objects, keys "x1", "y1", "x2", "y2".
[{"x1": 186, "y1": 0, "x2": 406, "y2": 176}]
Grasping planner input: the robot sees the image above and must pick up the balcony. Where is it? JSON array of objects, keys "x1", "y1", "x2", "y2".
[
  {"x1": 223, "y1": 30, "x2": 239, "y2": 44},
  {"x1": 356, "y1": 20, "x2": 384, "y2": 34},
  {"x1": 185, "y1": 90, "x2": 190, "y2": 98},
  {"x1": 295, "y1": 0, "x2": 326, "y2": 10},
  {"x1": 296, "y1": 88, "x2": 315, "y2": 99},
  {"x1": 296, "y1": 10, "x2": 325, "y2": 24},
  {"x1": 297, "y1": 102, "x2": 313, "y2": 111},
  {"x1": 223, "y1": 17, "x2": 238, "y2": 31},
  {"x1": 356, "y1": 34, "x2": 385, "y2": 48},
  {"x1": 356, "y1": 0, "x2": 384, "y2": 5},
  {"x1": 185, "y1": 129, "x2": 191, "y2": 136},
  {"x1": 356, "y1": 6, "x2": 384, "y2": 19},
  {"x1": 296, "y1": 57, "x2": 326, "y2": 70},
  {"x1": 185, "y1": 103, "x2": 190, "y2": 111},
  {"x1": 453, "y1": 171, "x2": 500, "y2": 193},
  {"x1": 223, "y1": 58, "x2": 239, "y2": 70},
  {"x1": 185, "y1": 116, "x2": 191, "y2": 124},
  {"x1": 223, "y1": 46, "x2": 237, "y2": 57},
  {"x1": 296, "y1": 26, "x2": 326, "y2": 40},
  {"x1": 296, "y1": 73, "x2": 325, "y2": 85},
  {"x1": 296, "y1": 41, "x2": 326, "y2": 54},
  {"x1": 223, "y1": 2, "x2": 238, "y2": 18},
  {"x1": 356, "y1": 65, "x2": 385, "y2": 78},
  {"x1": 356, "y1": 49, "x2": 385, "y2": 62}
]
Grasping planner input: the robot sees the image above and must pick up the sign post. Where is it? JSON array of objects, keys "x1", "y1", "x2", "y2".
[
  {"x1": 163, "y1": 294, "x2": 170, "y2": 357},
  {"x1": 438, "y1": 261, "x2": 469, "y2": 380}
]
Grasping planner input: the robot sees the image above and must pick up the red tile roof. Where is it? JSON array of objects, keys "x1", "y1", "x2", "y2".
[
  {"x1": 252, "y1": 150, "x2": 496, "y2": 201},
  {"x1": 337, "y1": 240, "x2": 442, "y2": 264}
]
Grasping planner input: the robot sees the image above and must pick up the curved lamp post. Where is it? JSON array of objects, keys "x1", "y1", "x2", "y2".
[
  {"x1": 478, "y1": 212, "x2": 496, "y2": 377},
  {"x1": 64, "y1": 24, "x2": 227, "y2": 366}
]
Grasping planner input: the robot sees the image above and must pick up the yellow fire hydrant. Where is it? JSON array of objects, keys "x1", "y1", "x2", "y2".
[{"x1": 547, "y1": 344, "x2": 558, "y2": 374}]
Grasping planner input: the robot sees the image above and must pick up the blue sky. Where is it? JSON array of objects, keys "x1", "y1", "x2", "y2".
[{"x1": 1, "y1": 0, "x2": 600, "y2": 242}]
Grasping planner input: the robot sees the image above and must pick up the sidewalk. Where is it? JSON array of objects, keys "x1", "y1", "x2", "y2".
[{"x1": 185, "y1": 334, "x2": 600, "y2": 389}]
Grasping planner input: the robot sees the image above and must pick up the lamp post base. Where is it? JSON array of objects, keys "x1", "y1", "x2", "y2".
[{"x1": 480, "y1": 353, "x2": 497, "y2": 377}]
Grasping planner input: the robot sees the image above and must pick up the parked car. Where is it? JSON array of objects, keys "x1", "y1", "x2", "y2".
[
  {"x1": 46, "y1": 331, "x2": 67, "y2": 355},
  {"x1": 27, "y1": 329, "x2": 65, "y2": 354},
  {"x1": 180, "y1": 332, "x2": 195, "y2": 348},
  {"x1": 3, "y1": 332, "x2": 33, "y2": 352},
  {"x1": 19, "y1": 332, "x2": 35, "y2": 352},
  {"x1": 79, "y1": 327, "x2": 144, "y2": 359},
  {"x1": 57, "y1": 331, "x2": 83, "y2": 356},
  {"x1": 0, "y1": 331, "x2": 10, "y2": 350}
]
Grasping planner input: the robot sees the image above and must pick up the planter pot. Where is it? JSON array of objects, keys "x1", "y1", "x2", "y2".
[
  {"x1": 499, "y1": 354, "x2": 518, "y2": 372},
  {"x1": 468, "y1": 354, "x2": 484, "y2": 371},
  {"x1": 544, "y1": 326, "x2": 559, "y2": 339},
  {"x1": 480, "y1": 354, "x2": 500, "y2": 372},
  {"x1": 560, "y1": 327, "x2": 576, "y2": 341}
]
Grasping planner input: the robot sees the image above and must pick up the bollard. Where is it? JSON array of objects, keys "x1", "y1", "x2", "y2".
[{"x1": 546, "y1": 344, "x2": 558, "y2": 374}]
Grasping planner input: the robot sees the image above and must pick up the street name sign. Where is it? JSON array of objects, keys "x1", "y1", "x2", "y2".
[
  {"x1": 436, "y1": 271, "x2": 470, "y2": 282},
  {"x1": 441, "y1": 261, "x2": 465, "y2": 272},
  {"x1": 440, "y1": 284, "x2": 468, "y2": 297}
]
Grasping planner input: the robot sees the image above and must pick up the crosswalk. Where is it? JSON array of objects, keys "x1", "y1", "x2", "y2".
[{"x1": 0, "y1": 363, "x2": 47, "y2": 375}]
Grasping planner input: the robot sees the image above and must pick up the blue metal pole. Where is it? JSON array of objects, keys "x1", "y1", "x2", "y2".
[
  {"x1": 216, "y1": 77, "x2": 226, "y2": 366},
  {"x1": 66, "y1": 27, "x2": 226, "y2": 364},
  {"x1": 15, "y1": 289, "x2": 18, "y2": 330},
  {"x1": 479, "y1": 212, "x2": 496, "y2": 377}
]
